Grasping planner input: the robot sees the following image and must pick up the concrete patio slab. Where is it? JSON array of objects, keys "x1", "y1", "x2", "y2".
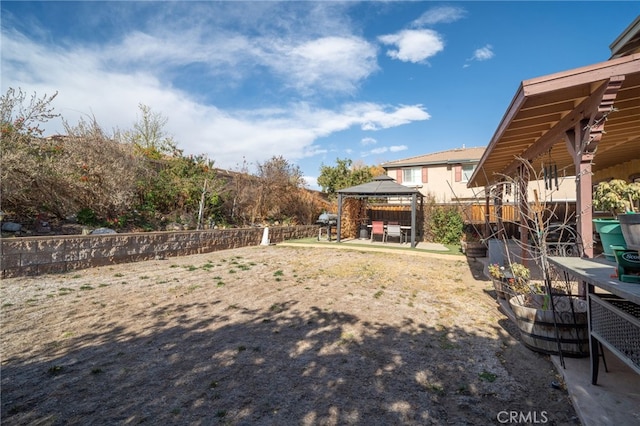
[
  {"x1": 551, "y1": 348, "x2": 640, "y2": 426},
  {"x1": 496, "y1": 294, "x2": 640, "y2": 426}
]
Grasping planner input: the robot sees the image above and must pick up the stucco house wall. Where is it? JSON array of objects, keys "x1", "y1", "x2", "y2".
[{"x1": 382, "y1": 147, "x2": 577, "y2": 204}]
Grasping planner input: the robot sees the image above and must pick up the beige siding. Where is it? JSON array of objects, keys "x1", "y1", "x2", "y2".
[{"x1": 387, "y1": 167, "x2": 577, "y2": 204}]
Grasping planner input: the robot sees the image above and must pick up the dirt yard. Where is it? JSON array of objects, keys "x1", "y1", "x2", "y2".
[{"x1": 1, "y1": 244, "x2": 579, "y2": 425}]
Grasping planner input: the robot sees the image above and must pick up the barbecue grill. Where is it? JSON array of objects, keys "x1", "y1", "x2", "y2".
[{"x1": 316, "y1": 213, "x2": 338, "y2": 241}]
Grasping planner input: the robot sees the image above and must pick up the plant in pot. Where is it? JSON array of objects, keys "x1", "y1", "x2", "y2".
[
  {"x1": 593, "y1": 179, "x2": 640, "y2": 260},
  {"x1": 487, "y1": 262, "x2": 530, "y2": 299},
  {"x1": 491, "y1": 264, "x2": 590, "y2": 357},
  {"x1": 508, "y1": 289, "x2": 589, "y2": 357}
]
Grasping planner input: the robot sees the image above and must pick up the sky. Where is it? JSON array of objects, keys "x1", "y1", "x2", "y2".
[{"x1": 2, "y1": 1, "x2": 638, "y2": 189}]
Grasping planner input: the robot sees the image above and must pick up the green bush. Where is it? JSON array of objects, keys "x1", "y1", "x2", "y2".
[
  {"x1": 430, "y1": 206, "x2": 464, "y2": 244},
  {"x1": 76, "y1": 208, "x2": 100, "y2": 226}
]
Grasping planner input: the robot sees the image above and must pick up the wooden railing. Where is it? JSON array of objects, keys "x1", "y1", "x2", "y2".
[
  {"x1": 461, "y1": 204, "x2": 518, "y2": 224},
  {"x1": 461, "y1": 202, "x2": 576, "y2": 225}
]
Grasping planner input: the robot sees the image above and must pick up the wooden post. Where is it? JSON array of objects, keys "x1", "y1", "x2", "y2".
[
  {"x1": 495, "y1": 183, "x2": 505, "y2": 239},
  {"x1": 566, "y1": 122, "x2": 595, "y2": 259},
  {"x1": 518, "y1": 166, "x2": 530, "y2": 264},
  {"x1": 484, "y1": 188, "x2": 491, "y2": 238}
]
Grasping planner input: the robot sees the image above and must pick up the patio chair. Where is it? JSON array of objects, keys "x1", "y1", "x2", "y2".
[
  {"x1": 385, "y1": 223, "x2": 403, "y2": 244},
  {"x1": 371, "y1": 221, "x2": 385, "y2": 242}
]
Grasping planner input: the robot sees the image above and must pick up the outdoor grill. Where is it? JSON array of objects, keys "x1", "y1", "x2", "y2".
[{"x1": 316, "y1": 213, "x2": 338, "y2": 241}]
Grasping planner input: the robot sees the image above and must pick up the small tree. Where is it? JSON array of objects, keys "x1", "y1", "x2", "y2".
[
  {"x1": 317, "y1": 158, "x2": 374, "y2": 197},
  {"x1": 252, "y1": 155, "x2": 305, "y2": 224},
  {"x1": 123, "y1": 103, "x2": 179, "y2": 159}
]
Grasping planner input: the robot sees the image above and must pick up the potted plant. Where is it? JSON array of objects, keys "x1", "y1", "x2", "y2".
[
  {"x1": 593, "y1": 179, "x2": 640, "y2": 260},
  {"x1": 487, "y1": 262, "x2": 531, "y2": 299},
  {"x1": 488, "y1": 262, "x2": 589, "y2": 357}
]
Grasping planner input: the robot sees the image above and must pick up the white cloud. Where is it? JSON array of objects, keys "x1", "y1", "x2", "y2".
[
  {"x1": 359, "y1": 104, "x2": 431, "y2": 130},
  {"x1": 361, "y1": 137, "x2": 377, "y2": 146},
  {"x1": 412, "y1": 6, "x2": 466, "y2": 27},
  {"x1": 472, "y1": 44, "x2": 494, "y2": 61},
  {"x1": 268, "y1": 36, "x2": 379, "y2": 95},
  {"x1": 101, "y1": 29, "x2": 377, "y2": 97},
  {"x1": 464, "y1": 44, "x2": 494, "y2": 68},
  {"x1": 1, "y1": 4, "x2": 431, "y2": 176},
  {"x1": 361, "y1": 144, "x2": 407, "y2": 157},
  {"x1": 378, "y1": 29, "x2": 444, "y2": 63},
  {"x1": 369, "y1": 147, "x2": 388, "y2": 155},
  {"x1": 1, "y1": 27, "x2": 429, "y2": 172}
]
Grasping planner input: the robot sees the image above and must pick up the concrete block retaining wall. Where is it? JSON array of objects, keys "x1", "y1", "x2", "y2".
[{"x1": 1, "y1": 225, "x2": 318, "y2": 278}]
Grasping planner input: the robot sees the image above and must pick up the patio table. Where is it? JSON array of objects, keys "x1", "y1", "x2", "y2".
[{"x1": 548, "y1": 256, "x2": 640, "y2": 385}]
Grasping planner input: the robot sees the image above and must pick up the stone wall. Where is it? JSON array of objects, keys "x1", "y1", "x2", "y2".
[{"x1": 1, "y1": 225, "x2": 318, "y2": 278}]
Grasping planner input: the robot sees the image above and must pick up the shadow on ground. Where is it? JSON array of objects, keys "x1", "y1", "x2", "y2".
[{"x1": 2, "y1": 301, "x2": 576, "y2": 425}]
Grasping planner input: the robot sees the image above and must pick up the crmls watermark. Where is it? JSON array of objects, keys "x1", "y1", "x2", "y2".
[{"x1": 497, "y1": 410, "x2": 549, "y2": 424}]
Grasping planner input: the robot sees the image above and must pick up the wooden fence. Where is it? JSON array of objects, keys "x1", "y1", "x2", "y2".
[{"x1": 461, "y1": 202, "x2": 576, "y2": 225}]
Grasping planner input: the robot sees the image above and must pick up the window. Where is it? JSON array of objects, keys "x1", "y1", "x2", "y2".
[
  {"x1": 461, "y1": 164, "x2": 476, "y2": 183},
  {"x1": 402, "y1": 167, "x2": 422, "y2": 185}
]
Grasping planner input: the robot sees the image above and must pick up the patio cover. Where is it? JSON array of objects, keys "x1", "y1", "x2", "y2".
[
  {"x1": 336, "y1": 175, "x2": 422, "y2": 248},
  {"x1": 468, "y1": 51, "x2": 640, "y2": 257}
]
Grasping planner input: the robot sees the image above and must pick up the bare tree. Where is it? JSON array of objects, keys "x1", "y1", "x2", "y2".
[
  {"x1": 1, "y1": 88, "x2": 60, "y2": 217},
  {"x1": 253, "y1": 155, "x2": 304, "y2": 223}
]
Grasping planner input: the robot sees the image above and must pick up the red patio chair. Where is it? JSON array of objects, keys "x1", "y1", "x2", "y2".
[{"x1": 371, "y1": 221, "x2": 385, "y2": 242}]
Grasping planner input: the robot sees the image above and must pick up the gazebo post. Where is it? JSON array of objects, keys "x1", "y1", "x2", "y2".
[
  {"x1": 411, "y1": 193, "x2": 417, "y2": 248},
  {"x1": 336, "y1": 194, "x2": 343, "y2": 243}
]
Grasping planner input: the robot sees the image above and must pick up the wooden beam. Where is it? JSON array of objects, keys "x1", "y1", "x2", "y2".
[
  {"x1": 501, "y1": 76, "x2": 625, "y2": 177},
  {"x1": 522, "y1": 54, "x2": 639, "y2": 95},
  {"x1": 582, "y1": 76, "x2": 626, "y2": 153},
  {"x1": 470, "y1": 86, "x2": 527, "y2": 186},
  {"x1": 563, "y1": 72, "x2": 626, "y2": 260}
]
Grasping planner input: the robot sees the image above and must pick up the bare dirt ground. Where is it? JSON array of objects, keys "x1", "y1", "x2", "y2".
[{"x1": 1, "y1": 244, "x2": 579, "y2": 425}]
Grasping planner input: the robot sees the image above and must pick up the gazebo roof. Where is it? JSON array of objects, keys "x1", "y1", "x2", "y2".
[{"x1": 337, "y1": 175, "x2": 421, "y2": 197}]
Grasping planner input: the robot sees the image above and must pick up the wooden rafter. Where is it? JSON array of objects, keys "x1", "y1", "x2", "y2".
[
  {"x1": 469, "y1": 53, "x2": 640, "y2": 189},
  {"x1": 500, "y1": 76, "x2": 625, "y2": 178}
]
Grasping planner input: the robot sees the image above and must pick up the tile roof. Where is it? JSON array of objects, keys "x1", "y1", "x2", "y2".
[{"x1": 381, "y1": 147, "x2": 486, "y2": 168}]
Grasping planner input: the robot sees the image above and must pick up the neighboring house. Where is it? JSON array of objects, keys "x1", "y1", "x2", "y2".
[
  {"x1": 382, "y1": 146, "x2": 577, "y2": 206},
  {"x1": 381, "y1": 147, "x2": 486, "y2": 203}
]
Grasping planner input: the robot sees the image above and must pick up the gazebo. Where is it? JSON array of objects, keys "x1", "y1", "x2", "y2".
[{"x1": 336, "y1": 175, "x2": 422, "y2": 248}]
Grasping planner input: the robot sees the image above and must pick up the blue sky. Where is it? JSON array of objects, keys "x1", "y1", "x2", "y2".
[{"x1": 2, "y1": 1, "x2": 638, "y2": 189}]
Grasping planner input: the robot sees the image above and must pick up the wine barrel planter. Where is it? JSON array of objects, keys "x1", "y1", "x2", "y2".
[
  {"x1": 509, "y1": 294, "x2": 589, "y2": 357},
  {"x1": 492, "y1": 278, "x2": 512, "y2": 300},
  {"x1": 463, "y1": 241, "x2": 487, "y2": 258}
]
